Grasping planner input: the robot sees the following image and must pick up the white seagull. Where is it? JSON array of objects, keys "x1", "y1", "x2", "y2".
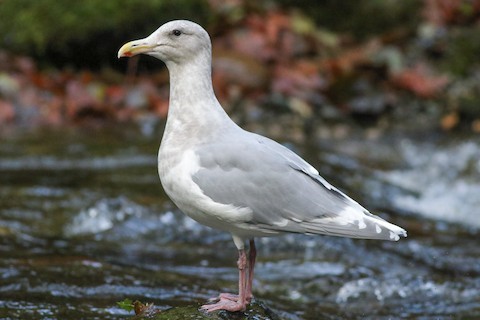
[{"x1": 118, "y1": 20, "x2": 407, "y2": 313}]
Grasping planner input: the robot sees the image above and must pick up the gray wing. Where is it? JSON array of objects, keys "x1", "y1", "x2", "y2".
[{"x1": 192, "y1": 131, "x2": 406, "y2": 241}]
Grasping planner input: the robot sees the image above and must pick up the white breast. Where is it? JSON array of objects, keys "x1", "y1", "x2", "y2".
[{"x1": 158, "y1": 147, "x2": 253, "y2": 232}]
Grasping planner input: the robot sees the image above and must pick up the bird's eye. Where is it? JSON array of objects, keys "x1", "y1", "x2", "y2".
[{"x1": 172, "y1": 29, "x2": 182, "y2": 37}]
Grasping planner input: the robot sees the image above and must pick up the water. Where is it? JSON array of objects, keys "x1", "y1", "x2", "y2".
[{"x1": 0, "y1": 124, "x2": 478, "y2": 319}]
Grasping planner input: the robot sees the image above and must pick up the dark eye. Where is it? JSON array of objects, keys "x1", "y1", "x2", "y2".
[{"x1": 172, "y1": 29, "x2": 182, "y2": 37}]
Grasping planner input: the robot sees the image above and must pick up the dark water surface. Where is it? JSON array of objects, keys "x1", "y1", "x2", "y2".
[{"x1": 0, "y1": 124, "x2": 479, "y2": 319}]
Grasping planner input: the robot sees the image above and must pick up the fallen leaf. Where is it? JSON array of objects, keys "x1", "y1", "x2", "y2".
[
  {"x1": 391, "y1": 64, "x2": 449, "y2": 98},
  {"x1": 133, "y1": 300, "x2": 161, "y2": 317},
  {"x1": 472, "y1": 119, "x2": 480, "y2": 132},
  {"x1": 441, "y1": 112, "x2": 459, "y2": 130},
  {"x1": 0, "y1": 100, "x2": 14, "y2": 123},
  {"x1": 321, "y1": 39, "x2": 381, "y2": 77},
  {"x1": 423, "y1": 0, "x2": 480, "y2": 26}
]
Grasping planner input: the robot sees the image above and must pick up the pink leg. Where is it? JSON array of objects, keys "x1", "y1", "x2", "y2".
[
  {"x1": 210, "y1": 239, "x2": 256, "y2": 303},
  {"x1": 246, "y1": 239, "x2": 256, "y2": 301},
  {"x1": 201, "y1": 249, "x2": 248, "y2": 312}
]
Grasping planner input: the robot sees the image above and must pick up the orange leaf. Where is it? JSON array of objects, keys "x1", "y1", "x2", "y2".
[
  {"x1": 391, "y1": 64, "x2": 449, "y2": 98},
  {"x1": 441, "y1": 112, "x2": 459, "y2": 130}
]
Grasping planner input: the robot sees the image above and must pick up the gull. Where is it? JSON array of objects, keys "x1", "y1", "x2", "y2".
[{"x1": 118, "y1": 20, "x2": 407, "y2": 313}]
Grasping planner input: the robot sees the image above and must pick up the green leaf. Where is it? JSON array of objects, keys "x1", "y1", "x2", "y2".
[{"x1": 117, "y1": 298, "x2": 134, "y2": 312}]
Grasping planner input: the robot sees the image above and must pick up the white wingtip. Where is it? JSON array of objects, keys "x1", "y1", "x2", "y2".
[{"x1": 338, "y1": 206, "x2": 407, "y2": 241}]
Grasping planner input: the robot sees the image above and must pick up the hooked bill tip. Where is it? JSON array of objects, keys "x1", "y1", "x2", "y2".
[{"x1": 118, "y1": 51, "x2": 132, "y2": 59}]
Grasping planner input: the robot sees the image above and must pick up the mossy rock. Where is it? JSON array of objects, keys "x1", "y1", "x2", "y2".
[{"x1": 133, "y1": 300, "x2": 281, "y2": 320}]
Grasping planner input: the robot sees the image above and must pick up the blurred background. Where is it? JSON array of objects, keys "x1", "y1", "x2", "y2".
[{"x1": 0, "y1": 0, "x2": 479, "y2": 319}]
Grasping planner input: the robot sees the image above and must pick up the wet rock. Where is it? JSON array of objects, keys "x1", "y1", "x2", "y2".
[
  {"x1": 131, "y1": 300, "x2": 281, "y2": 320},
  {"x1": 348, "y1": 93, "x2": 391, "y2": 116}
]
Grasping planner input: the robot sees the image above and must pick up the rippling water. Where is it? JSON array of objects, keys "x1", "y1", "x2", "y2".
[{"x1": 0, "y1": 124, "x2": 478, "y2": 319}]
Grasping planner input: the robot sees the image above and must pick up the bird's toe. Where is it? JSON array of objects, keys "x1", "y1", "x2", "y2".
[{"x1": 201, "y1": 297, "x2": 246, "y2": 312}]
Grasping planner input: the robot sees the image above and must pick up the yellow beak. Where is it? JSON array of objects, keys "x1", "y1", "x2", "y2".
[{"x1": 117, "y1": 39, "x2": 154, "y2": 58}]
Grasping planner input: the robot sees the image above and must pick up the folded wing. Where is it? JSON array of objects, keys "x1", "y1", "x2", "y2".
[{"x1": 192, "y1": 131, "x2": 407, "y2": 241}]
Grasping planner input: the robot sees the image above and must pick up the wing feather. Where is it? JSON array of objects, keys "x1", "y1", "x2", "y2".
[{"x1": 192, "y1": 131, "x2": 406, "y2": 241}]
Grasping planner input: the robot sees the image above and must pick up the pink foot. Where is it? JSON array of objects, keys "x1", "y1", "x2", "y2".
[
  {"x1": 201, "y1": 296, "x2": 246, "y2": 312},
  {"x1": 213, "y1": 292, "x2": 253, "y2": 302},
  {"x1": 208, "y1": 293, "x2": 238, "y2": 302}
]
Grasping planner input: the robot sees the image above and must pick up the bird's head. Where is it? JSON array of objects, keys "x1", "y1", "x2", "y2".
[{"x1": 118, "y1": 20, "x2": 211, "y2": 65}]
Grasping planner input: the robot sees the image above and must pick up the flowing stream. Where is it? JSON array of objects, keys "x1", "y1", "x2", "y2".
[{"x1": 0, "y1": 123, "x2": 478, "y2": 319}]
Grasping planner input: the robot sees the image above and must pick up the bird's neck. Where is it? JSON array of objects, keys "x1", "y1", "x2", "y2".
[
  {"x1": 168, "y1": 56, "x2": 215, "y2": 103},
  {"x1": 164, "y1": 56, "x2": 235, "y2": 137}
]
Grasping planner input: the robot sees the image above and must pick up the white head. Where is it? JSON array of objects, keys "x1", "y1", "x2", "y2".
[{"x1": 118, "y1": 20, "x2": 211, "y2": 66}]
